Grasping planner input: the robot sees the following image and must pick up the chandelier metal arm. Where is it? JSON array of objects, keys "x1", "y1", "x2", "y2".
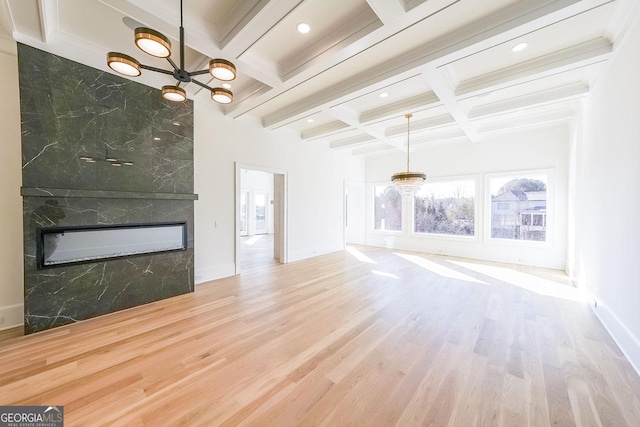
[
  {"x1": 106, "y1": 0, "x2": 235, "y2": 104},
  {"x1": 189, "y1": 69, "x2": 211, "y2": 76},
  {"x1": 139, "y1": 64, "x2": 174, "y2": 75},
  {"x1": 166, "y1": 57, "x2": 179, "y2": 72},
  {"x1": 189, "y1": 78, "x2": 215, "y2": 92}
]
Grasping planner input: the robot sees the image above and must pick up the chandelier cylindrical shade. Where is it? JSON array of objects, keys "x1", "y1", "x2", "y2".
[
  {"x1": 391, "y1": 171, "x2": 427, "y2": 196},
  {"x1": 134, "y1": 27, "x2": 172, "y2": 58},
  {"x1": 209, "y1": 59, "x2": 236, "y2": 81},
  {"x1": 211, "y1": 87, "x2": 233, "y2": 104},
  {"x1": 107, "y1": 52, "x2": 141, "y2": 77},
  {"x1": 162, "y1": 85, "x2": 187, "y2": 102}
]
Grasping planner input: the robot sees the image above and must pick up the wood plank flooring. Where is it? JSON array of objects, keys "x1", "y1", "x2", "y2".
[{"x1": 1, "y1": 245, "x2": 639, "y2": 426}]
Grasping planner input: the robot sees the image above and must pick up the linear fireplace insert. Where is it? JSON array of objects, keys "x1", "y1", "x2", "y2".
[{"x1": 37, "y1": 222, "x2": 187, "y2": 269}]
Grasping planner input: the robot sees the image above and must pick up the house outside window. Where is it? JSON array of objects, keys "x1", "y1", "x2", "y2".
[
  {"x1": 374, "y1": 185, "x2": 402, "y2": 231},
  {"x1": 414, "y1": 179, "x2": 475, "y2": 236},
  {"x1": 489, "y1": 174, "x2": 548, "y2": 241}
]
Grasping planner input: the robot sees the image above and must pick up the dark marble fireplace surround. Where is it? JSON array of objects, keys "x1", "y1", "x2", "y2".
[{"x1": 18, "y1": 44, "x2": 197, "y2": 334}]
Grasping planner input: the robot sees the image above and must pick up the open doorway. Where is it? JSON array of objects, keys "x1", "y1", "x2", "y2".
[{"x1": 235, "y1": 164, "x2": 287, "y2": 274}]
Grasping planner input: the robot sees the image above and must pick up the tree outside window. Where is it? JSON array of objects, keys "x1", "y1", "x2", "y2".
[
  {"x1": 414, "y1": 180, "x2": 475, "y2": 236},
  {"x1": 374, "y1": 185, "x2": 402, "y2": 231}
]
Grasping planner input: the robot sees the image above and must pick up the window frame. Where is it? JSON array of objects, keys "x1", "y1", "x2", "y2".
[
  {"x1": 371, "y1": 182, "x2": 405, "y2": 234},
  {"x1": 410, "y1": 175, "x2": 480, "y2": 242},
  {"x1": 484, "y1": 169, "x2": 554, "y2": 247}
]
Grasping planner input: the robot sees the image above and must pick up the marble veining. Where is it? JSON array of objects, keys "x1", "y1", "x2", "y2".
[{"x1": 18, "y1": 43, "x2": 196, "y2": 334}]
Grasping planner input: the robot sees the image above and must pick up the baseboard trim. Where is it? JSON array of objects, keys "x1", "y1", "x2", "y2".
[
  {"x1": 288, "y1": 246, "x2": 342, "y2": 263},
  {"x1": 0, "y1": 303, "x2": 24, "y2": 330},
  {"x1": 195, "y1": 263, "x2": 236, "y2": 284},
  {"x1": 588, "y1": 290, "x2": 640, "y2": 376}
]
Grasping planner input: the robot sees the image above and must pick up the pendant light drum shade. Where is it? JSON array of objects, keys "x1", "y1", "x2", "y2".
[
  {"x1": 211, "y1": 87, "x2": 233, "y2": 104},
  {"x1": 209, "y1": 59, "x2": 236, "y2": 81},
  {"x1": 162, "y1": 86, "x2": 187, "y2": 102},
  {"x1": 134, "y1": 28, "x2": 171, "y2": 58},
  {"x1": 107, "y1": 52, "x2": 141, "y2": 76}
]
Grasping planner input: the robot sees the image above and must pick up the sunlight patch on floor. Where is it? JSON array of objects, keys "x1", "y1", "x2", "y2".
[
  {"x1": 394, "y1": 252, "x2": 488, "y2": 285},
  {"x1": 371, "y1": 270, "x2": 399, "y2": 279},
  {"x1": 243, "y1": 235, "x2": 264, "y2": 246},
  {"x1": 346, "y1": 246, "x2": 377, "y2": 264},
  {"x1": 448, "y1": 260, "x2": 586, "y2": 302}
]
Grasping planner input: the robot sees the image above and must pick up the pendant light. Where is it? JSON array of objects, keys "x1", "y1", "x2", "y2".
[
  {"x1": 107, "y1": 0, "x2": 236, "y2": 104},
  {"x1": 391, "y1": 113, "x2": 426, "y2": 196}
]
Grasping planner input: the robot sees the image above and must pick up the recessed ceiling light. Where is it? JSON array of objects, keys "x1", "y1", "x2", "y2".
[
  {"x1": 379, "y1": 92, "x2": 388, "y2": 98},
  {"x1": 172, "y1": 122, "x2": 180, "y2": 126},
  {"x1": 307, "y1": 118, "x2": 314, "y2": 123},
  {"x1": 153, "y1": 137, "x2": 161, "y2": 141},
  {"x1": 512, "y1": 42, "x2": 528, "y2": 52},
  {"x1": 222, "y1": 83, "x2": 231, "y2": 89},
  {"x1": 297, "y1": 22, "x2": 311, "y2": 34}
]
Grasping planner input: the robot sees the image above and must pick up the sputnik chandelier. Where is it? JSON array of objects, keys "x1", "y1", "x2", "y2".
[
  {"x1": 391, "y1": 113, "x2": 426, "y2": 197},
  {"x1": 107, "y1": 0, "x2": 236, "y2": 104}
]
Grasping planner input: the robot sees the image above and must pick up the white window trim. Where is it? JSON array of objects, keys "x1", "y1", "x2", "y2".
[
  {"x1": 409, "y1": 174, "x2": 480, "y2": 242},
  {"x1": 370, "y1": 181, "x2": 405, "y2": 235},
  {"x1": 483, "y1": 169, "x2": 554, "y2": 248}
]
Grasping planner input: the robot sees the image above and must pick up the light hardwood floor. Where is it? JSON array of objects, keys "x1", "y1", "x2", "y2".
[{"x1": 1, "y1": 245, "x2": 639, "y2": 426}]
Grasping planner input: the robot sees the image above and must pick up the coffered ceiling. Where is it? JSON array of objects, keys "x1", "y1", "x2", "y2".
[{"x1": 1, "y1": 0, "x2": 636, "y2": 156}]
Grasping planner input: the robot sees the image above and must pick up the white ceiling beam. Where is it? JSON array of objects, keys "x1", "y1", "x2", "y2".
[
  {"x1": 282, "y1": 11, "x2": 382, "y2": 80},
  {"x1": 422, "y1": 66, "x2": 480, "y2": 142},
  {"x1": 384, "y1": 114, "x2": 456, "y2": 137},
  {"x1": 256, "y1": 0, "x2": 588, "y2": 129},
  {"x1": 325, "y1": 104, "x2": 387, "y2": 141},
  {"x1": 301, "y1": 121, "x2": 351, "y2": 140},
  {"x1": 222, "y1": 0, "x2": 302, "y2": 55},
  {"x1": 329, "y1": 134, "x2": 376, "y2": 149},
  {"x1": 476, "y1": 108, "x2": 575, "y2": 135},
  {"x1": 217, "y1": 0, "x2": 273, "y2": 49},
  {"x1": 234, "y1": 50, "x2": 282, "y2": 88},
  {"x1": 456, "y1": 38, "x2": 612, "y2": 97},
  {"x1": 227, "y1": 0, "x2": 459, "y2": 120},
  {"x1": 468, "y1": 82, "x2": 589, "y2": 120},
  {"x1": 365, "y1": 0, "x2": 406, "y2": 25},
  {"x1": 360, "y1": 92, "x2": 441, "y2": 124}
]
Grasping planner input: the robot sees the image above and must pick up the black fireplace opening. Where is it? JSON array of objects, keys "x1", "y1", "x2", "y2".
[{"x1": 37, "y1": 222, "x2": 188, "y2": 269}]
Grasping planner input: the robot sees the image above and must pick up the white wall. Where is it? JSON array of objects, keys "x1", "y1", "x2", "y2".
[
  {"x1": 193, "y1": 102, "x2": 365, "y2": 283},
  {"x1": 0, "y1": 49, "x2": 24, "y2": 330},
  {"x1": 0, "y1": 45, "x2": 367, "y2": 327},
  {"x1": 365, "y1": 127, "x2": 570, "y2": 269},
  {"x1": 571, "y1": 9, "x2": 640, "y2": 372}
]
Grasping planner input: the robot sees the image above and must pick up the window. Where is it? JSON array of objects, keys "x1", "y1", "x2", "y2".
[
  {"x1": 533, "y1": 214, "x2": 544, "y2": 226},
  {"x1": 414, "y1": 179, "x2": 475, "y2": 236},
  {"x1": 374, "y1": 185, "x2": 402, "y2": 231},
  {"x1": 489, "y1": 173, "x2": 547, "y2": 241}
]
